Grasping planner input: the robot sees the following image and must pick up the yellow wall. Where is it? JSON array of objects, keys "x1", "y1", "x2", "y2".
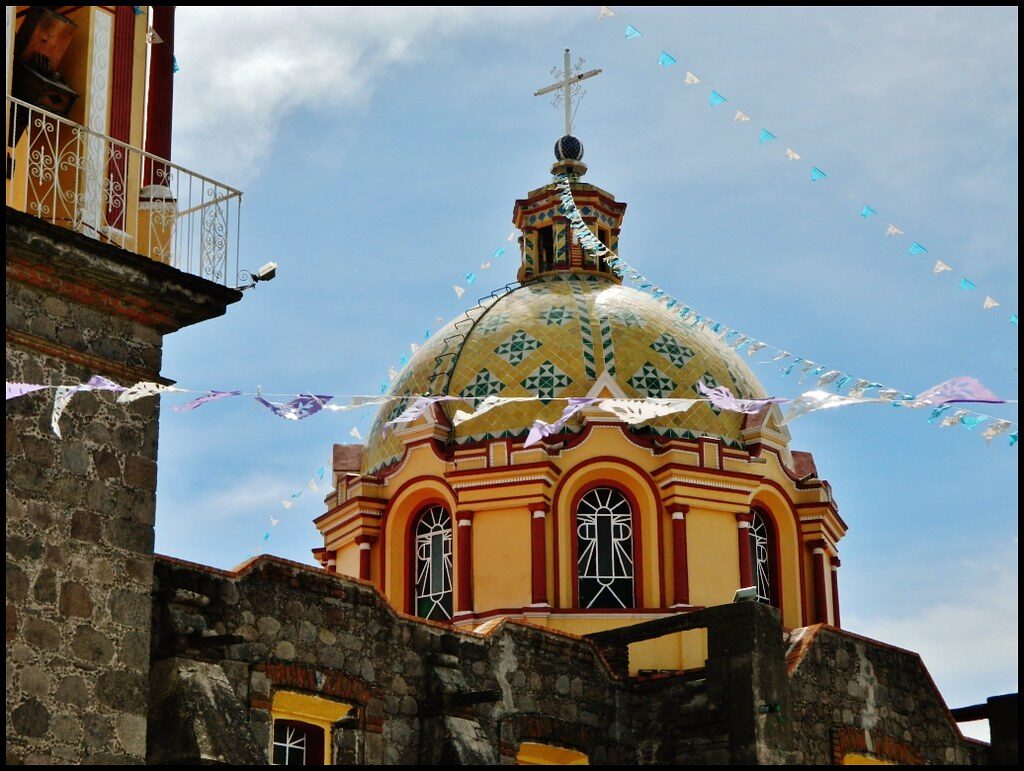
[
  {"x1": 842, "y1": 752, "x2": 896, "y2": 765},
  {"x1": 473, "y1": 508, "x2": 532, "y2": 611},
  {"x1": 517, "y1": 742, "x2": 589, "y2": 765},
  {"x1": 685, "y1": 508, "x2": 740, "y2": 608},
  {"x1": 335, "y1": 542, "x2": 361, "y2": 580}
]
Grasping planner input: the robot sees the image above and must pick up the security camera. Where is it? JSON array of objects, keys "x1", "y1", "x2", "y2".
[
  {"x1": 733, "y1": 586, "x2": 758, "y2": 603},
  {"x1": 255, "y1": 261, "x2": 278, "y2": 281}
]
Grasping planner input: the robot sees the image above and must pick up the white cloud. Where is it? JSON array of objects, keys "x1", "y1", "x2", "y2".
[
  {"x1": 844, "y1": 545, "x2": 1018, "y2": 744},
  {"x1": 172, "y1": 6, "x2": 559, "y2": 183}
]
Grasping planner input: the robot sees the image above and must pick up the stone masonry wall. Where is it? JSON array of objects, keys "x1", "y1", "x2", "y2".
[
  {"x1": 785, "y1": 625, "x2": 987, "y2": 765},
  {"x1": 151, "y1": 556, "x2": 635, "y2": 765},
  {"x1": 5, "y1": 210, "x2": 239, "y2": 764},
  {"x1": 6, "y1": 282, "x2": 161, "y2": 764}
]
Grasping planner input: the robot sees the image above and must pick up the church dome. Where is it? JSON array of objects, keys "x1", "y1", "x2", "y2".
[{"x1": 364, "y1": 272, "x2": 767, "y2": 474}]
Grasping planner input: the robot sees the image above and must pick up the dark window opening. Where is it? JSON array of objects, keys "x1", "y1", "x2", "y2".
[
  {"x1": 537, "y1": 225, "x2": 554, "y2": 272},
  {"x1": 272, "y1": 719, "x2": 325, "y2": 765}
]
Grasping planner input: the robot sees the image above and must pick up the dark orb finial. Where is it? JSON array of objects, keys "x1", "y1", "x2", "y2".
[{"x1": 554, "y1": 135, "x2": 584, "y2": 162}]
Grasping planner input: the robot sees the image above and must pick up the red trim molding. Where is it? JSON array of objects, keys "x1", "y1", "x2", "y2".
[
  {"x1": 529, "y1": 504, "x2": 549, "y2": 606},
  {"x1": 668, "y1": 505, "x2": 689, "y2": 606},
  {"x1": 456, "y1": 510, "x2": 474, "y2": 615}
]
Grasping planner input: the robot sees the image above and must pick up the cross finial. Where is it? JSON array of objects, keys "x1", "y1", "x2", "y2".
[{"x1": 533, "y1": 49, "x2": 602, "y2": 136}]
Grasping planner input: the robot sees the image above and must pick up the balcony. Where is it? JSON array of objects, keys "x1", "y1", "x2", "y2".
[{"x1": 6, "y1": 95, "x2": 242, "y2": 287}]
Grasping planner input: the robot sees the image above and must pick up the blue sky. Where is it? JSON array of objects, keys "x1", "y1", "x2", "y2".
[{"x1": 157, "y1": 7, "x2": 1017, "y2": 735}]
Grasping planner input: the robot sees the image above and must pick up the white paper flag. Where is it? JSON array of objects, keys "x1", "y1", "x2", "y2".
[
  {"x1": 785, "y1": 148, "x2": 800, "y2": 161},
  {"x1": 50, "y1": 386, "x2": 80, "y2": 438},
  {"x1": 782, "y1": 390, "x2": 883, "y2": 424},
  {"x1": 146, "y1": 26, "x2": 163, "y2": 45},
  {"x1": 598, "y1": 5, "x2": 616, "y2": 19},
  {"x1": 983, "y1": 296, "x2": 1000, "y2": 310},
  {"x1": 798, "y1": 360, "x2": 817, "y2": 384},
  {"x1": 281, "y1": 500, "x2": 294, "y2": 510},
  {"x1": 597, "y1": 398, "x2": 696, "y2": 425},
  {"x1": 308, "y1": 479, "x2": 320, "y2": 493},
  {"x1": 270, "y1": 517, "x2": 279, "y2": 527},
  {"x1": 480, "y1": 261, "x2": 491, "y2": 270},
  {"x1": 817, "y1": 370, "x2": 841, "y2": 387},
  {"x1": 982, "y1": 419, "x2": 1013, "y2": 443},
  {"x1": 452, "y1": 395, "x2": 519, "y2": 426},
  {"x1": 116, "y1": 382, "x2": 179, "y2": 403},
  {"x1": 847, "y1": 379, "x2": 872, "y2": 398},
  {"x1": 349, "y1": 426, "x2": 363, "y2": 440},
  {"x1": 683, "y1": 71, "x2": 702, "y2": 85},
  {"x1": 885, "y1": 224, "x2": 904, "y2": 237},
  {"x1": 453, "y1": 285, "x2": 465, "y2": 298},
  {"x1": 733, "y1": 111, "x2": 751, "y2": 122},
  {"x1": 877, "y1": 388, "x2": 902, "y2": 401},
  {"x1": 747, "y1": 341, "x2": 767, "y2": 357},
  {"x1": 771, "y1": 350, "x2": 790, "y2": 362},
  {"x1": 940, "y1": 409, "x2": 970, "y2": 428},
  {"x1": 388, "y1": 366, "x2": 399, "y2": 381},
  {"x1": 932, "y1": 260, "x2": 952, "y2": 274},
  {"x1": 507, "y1": 231, "x2": 517, "y2": 242}
]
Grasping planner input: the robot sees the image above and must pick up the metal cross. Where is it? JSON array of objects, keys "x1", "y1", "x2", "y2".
[{"x1": 533, "y1": 48, "x2": 602, "y2": 136}]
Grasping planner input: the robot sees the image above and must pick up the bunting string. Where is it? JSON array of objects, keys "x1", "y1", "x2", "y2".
[
  {"x1": 5, "y1": 370, "x2": 1016, "y2": 448},
  {"x1": 553, "y1": 174, "x2": 1016, "y2": 443},
  {"x1": 596, "y1": 6, "x2": 1017, "y2": 328}
]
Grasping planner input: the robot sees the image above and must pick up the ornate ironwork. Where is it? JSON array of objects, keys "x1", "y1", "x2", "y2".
[
  {"x1": 577, "y1": 487, "x2": 634, "y2": 609},
  {"x1": 749, "y1": 510, "x2": 772, "y2": 605},
  {"x1": 6, "y1": 95, "x2": 242, "y2": 287},
  {"x1": 414, "y1": 506, "x2": 453, "y2": 621}
]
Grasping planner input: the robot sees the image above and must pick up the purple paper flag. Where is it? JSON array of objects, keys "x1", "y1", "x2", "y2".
[
  {"x1": 524, "y1": 398, "x2": 597, "y2": 447},
  {"x1": 256, "y1": 393, "x2": 334, "y2": 420},
  {"x1": 6, "y1": 382, "x2": 47, "y2": 400},
  {"x1": 85, "y1": 375, "x2": 126, "y2": 392},
  {"x1": 697, "y1": 381, "x2": 786, "y2": 415},
  {"x1": 910, "y1": 377, "x2": 1003, "y2": 407},
  {"x1": 172, "y1": 390, "x2": 242, "y2": 412}
]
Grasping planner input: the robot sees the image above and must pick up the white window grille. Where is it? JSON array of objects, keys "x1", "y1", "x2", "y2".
[
  {"x1": 414, "y1": 506, "x2": 453, "y2": 620},
  {"x1": 577, "y1": 488, "x2": 634, "y2": 609}
]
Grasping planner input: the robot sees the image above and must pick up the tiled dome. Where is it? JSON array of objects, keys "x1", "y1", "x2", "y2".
[{"x1": 363, "y1": 273, "x2": 767, "y2": 474}]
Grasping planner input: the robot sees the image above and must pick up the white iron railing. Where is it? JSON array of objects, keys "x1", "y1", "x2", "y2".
[{"x1": 5, "y1": 95, "x2": 242, "y2": 287}]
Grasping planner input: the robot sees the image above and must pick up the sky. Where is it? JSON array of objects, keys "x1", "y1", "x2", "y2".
[{"x1": 155, "y1": 6, "x2": 1017, "y2": 739}]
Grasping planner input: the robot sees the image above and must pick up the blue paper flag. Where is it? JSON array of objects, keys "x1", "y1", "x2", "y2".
[
  {"x1": 860, "y1": 206, "x2": 877, "y2": 219},
  {"x1": 132, "y1": 6, "x2": 143, "y2": 14},
  {"x1": 380, "y1": 382, "x2": 388, "y2": 393},
  {"x1": 172, "y1": 55, "x2": 180, "y2": 74},
  {"x1": 834, "y1": 375, "x2": 852, "y2": 391},
  {"x1": 1010, "y1": 432, "x2": 1018, "y2": 446},
  {"x1": 928, "y1": 404, "x2": 953, "y2": 423},
  {"x1": 960, "y1": 414, "x2": 986, "y2": 430},
  {"x1": 810, "y1": 166, "x2": 827, "y2": 181},
  {"x1": 465, "y1": 272, "x2": 476, "y2": 285},
  {"x1": 625, "y1": 24, "x2": 643, "y2": 39},
  {"x1": 658, "y1": 51, "x2": 677, "y2": 67},
  {"x1": 493, "y1": 247, "x2": 505, "y2": 258},
  {"x1": 263, "y1": 532, "x2": 271, "y2": 541},
  {"x1": 424, "y1": 329, "x2": 431, "y2": 339},
  {"x1": 291, "y1": 491, "x2": 302, "y2": 499},
  {"x1": 665, "y1": 299, "x2": 677, "y2": 310},
  {"x1": 400, "y1": 354, "x2": 408, "y2": 366},
  {"x1": 1011, "y1": 314, "x2": 1019, "y2": 326},
  {"x1": 959, "y1": 278, "x2": 976, "y2": 291},
  {"x1": 709, "y1": 90, "x2": 727, "y2": 106},
  {"x1": 758, "y1": 129, "x2": 777, "y2": 144},
  {"x1": 908, "y1": 242, "x2": 928, "y2": 256},
  {"x1": 317, "y1": 466, "x2": 325, "y2": 480}
]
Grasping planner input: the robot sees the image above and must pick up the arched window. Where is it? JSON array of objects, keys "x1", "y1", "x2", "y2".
[
  {"x1": 414, "y1": 505, "x2": 453, "y2": 621},
  {"x1": 577, "y1": 487, "x2": 635, "y2": 609},
  {"x1": 748, "y1": 508, "x2": 778, "y2": 607}
]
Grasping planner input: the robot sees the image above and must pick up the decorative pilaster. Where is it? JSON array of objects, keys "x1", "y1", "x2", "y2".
[
  {"x1": 669, "y1": 505, "x2": 690, "y2": 607},
  {"x1": 354, "y1": 535, "x2": 376, "y2": 581},
  {"x1": 106, "y1": 6, "x2": 135, "y2": 228},
  {"x1": 529, "y1": 505, "x2": 549, "y2": 606},
  {"x1": 830, "y1": 556, "x2": 842, "y2": 629},
  {"x1": 736, "y1": 511, "x2": 754, "y2": 589},
  {"x1": 455, "y1": 511, "x2": 474, "y2": 616},
  {"x1": 144, "y1": 5, "x2": 175, "y2": 180},
  {"x1": 811, "y1": 542, "x2": 831, "y2": 625}
]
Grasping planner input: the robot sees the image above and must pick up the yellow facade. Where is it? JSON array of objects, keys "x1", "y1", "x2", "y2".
[{"x1": 314, "y1": 165, "x2": 846, "y2": 674}]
